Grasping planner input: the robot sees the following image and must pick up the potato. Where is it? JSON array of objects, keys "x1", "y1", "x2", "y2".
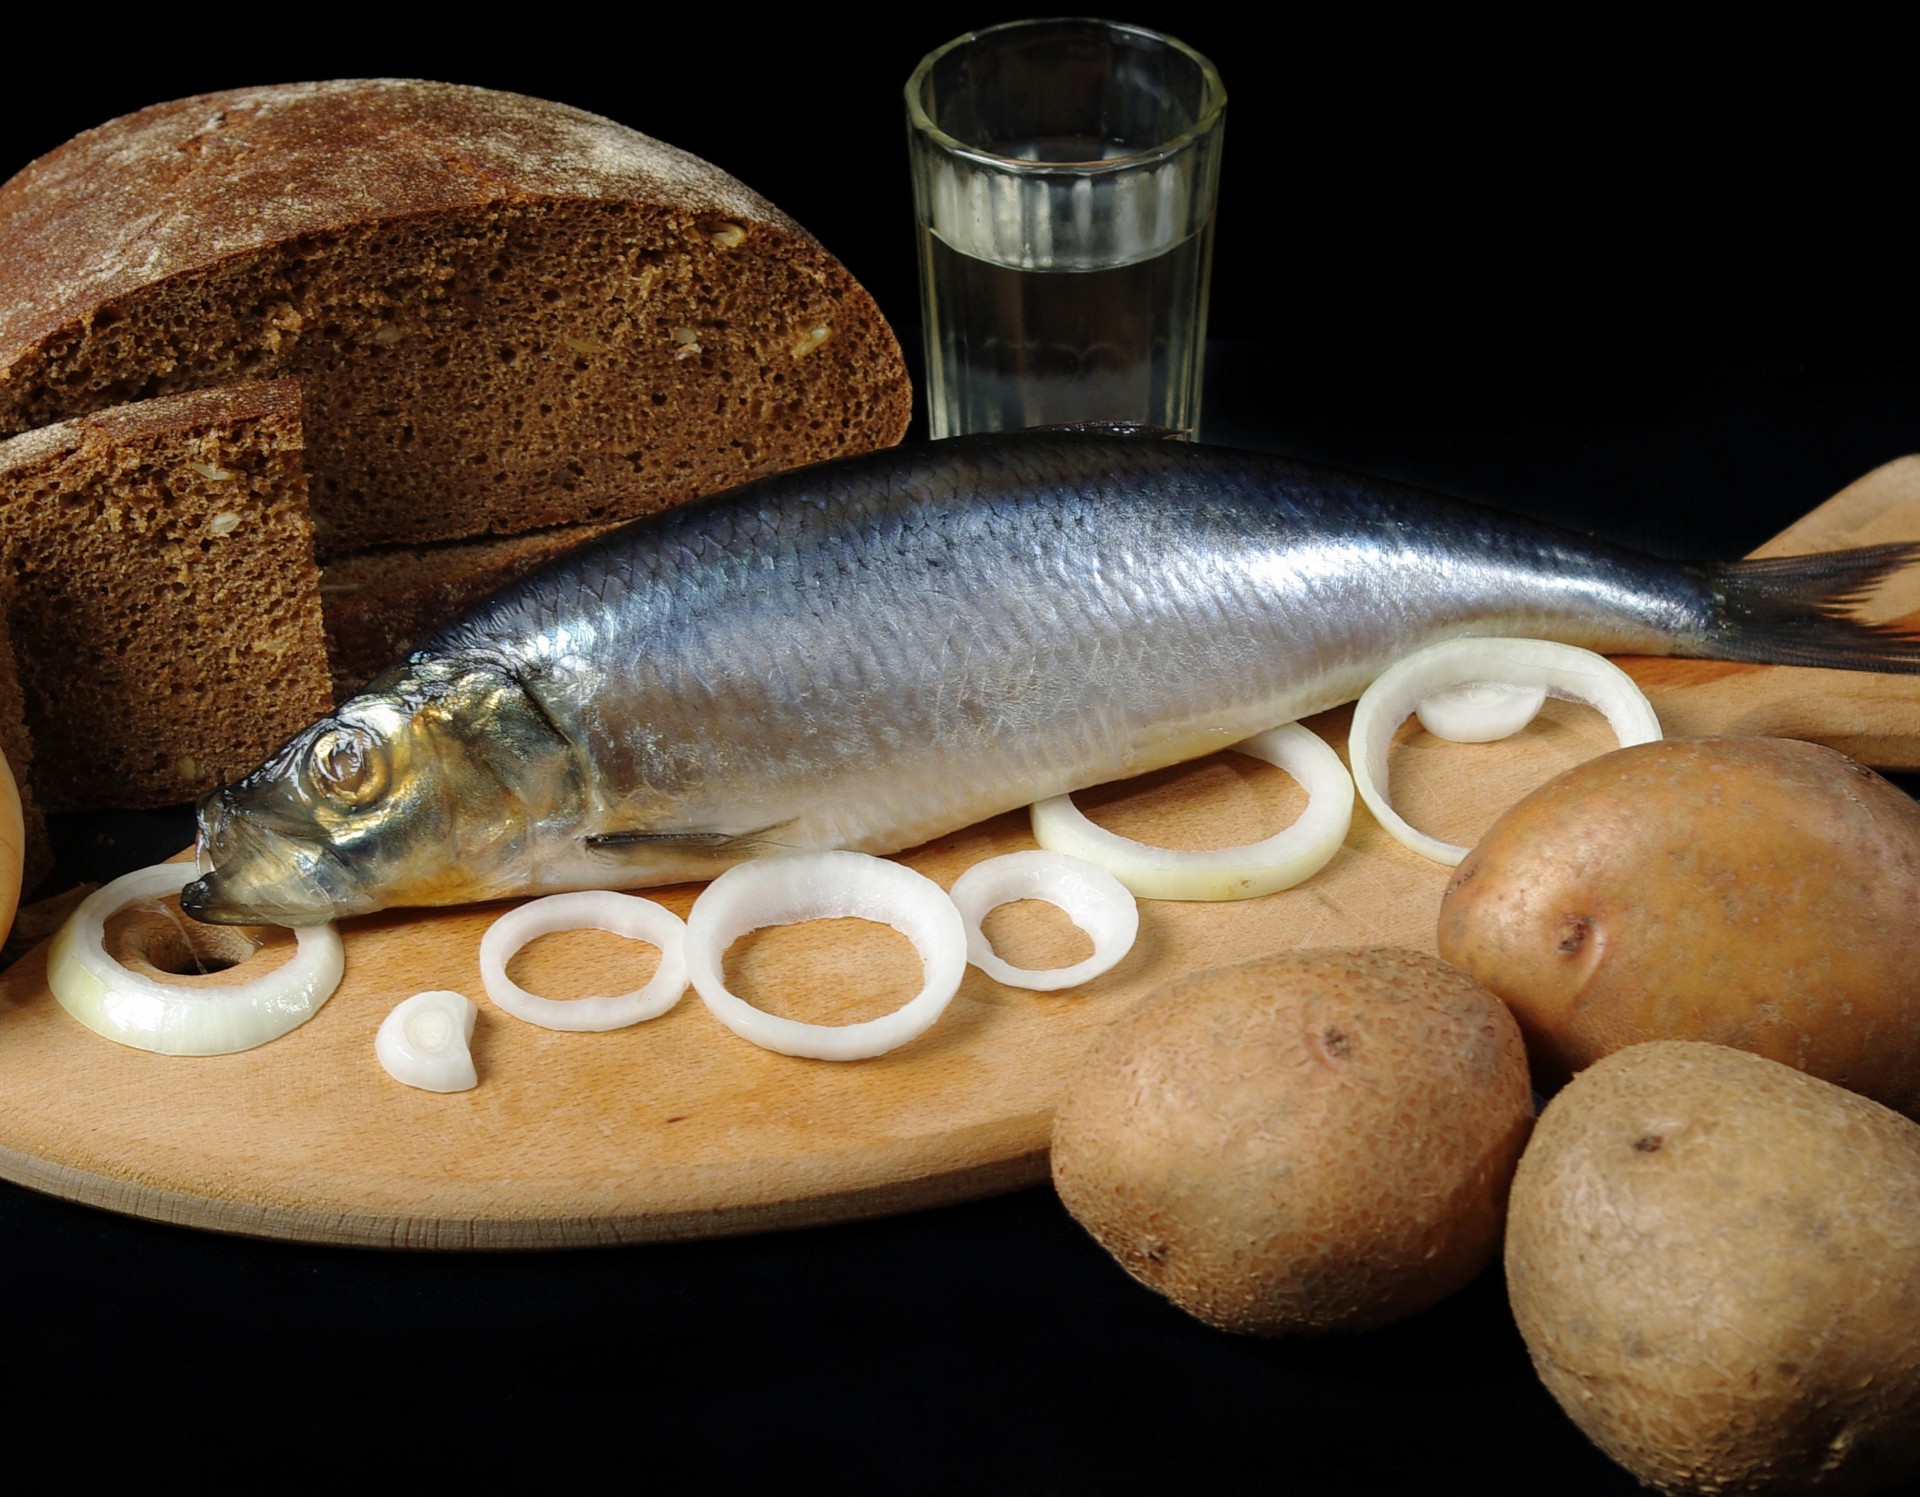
[
  {"x1": 0, "y1": 748, "x2": 20, "y2": 948},
  {"x1": 1050, "y1": 947, "x2": 1533, "y2": 1335},
  {"x1": 1437, "y1": 736, "x2": 1920, "y2": 1115},
  {"x1": 1507, "y1": 1041, "x2": 1920, "y2": 1496}
]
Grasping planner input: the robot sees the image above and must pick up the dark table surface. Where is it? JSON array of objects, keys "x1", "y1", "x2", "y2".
[{"x1": 4, "y1": 19, "x2": 1917, "y2": 1489}]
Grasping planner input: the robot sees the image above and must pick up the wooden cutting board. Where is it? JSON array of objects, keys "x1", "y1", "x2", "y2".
[{"x1": 3, "y1": 457, "x2": 1918, "y2": 1249}]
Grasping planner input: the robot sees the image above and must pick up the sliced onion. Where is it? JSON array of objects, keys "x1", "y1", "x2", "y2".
[
  {"x1": 377, "y1": 990, "x2": 479, "y2": 1093},
  {"x1": 1351, "y1": 637, "x2": 1662, "y2": 865},
  {"x1": 1416, "y1": 681, "x2": 1548, "y2": 742},
  {"x1": 479, "y1": 891, "x2": 687, "y2": 1032},
  {"x1": 47, "y1": 861, "x2": 343, "y2": 1055},
  {"x1": 684, "y1": 851, "x2": 965, "y2": 1060},
  {"x1": 1029, "y1": 723, "x2": 1355, "y2": 901},
  {"x1": 947, "y1": 851, "x2": 1137, "y2": 992}
]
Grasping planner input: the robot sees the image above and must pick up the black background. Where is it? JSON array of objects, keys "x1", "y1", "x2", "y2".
[
  {"x1": 4, "y1": 13, "x2": 1914, "y2": 372},
  {"x1": 2, "y1": 15, "x2": 1918, "y2": 1491}
]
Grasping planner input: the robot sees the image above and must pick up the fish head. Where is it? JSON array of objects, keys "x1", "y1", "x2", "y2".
[{"x1": 181, "y1": 658, "x2": 583, "y2": 924}]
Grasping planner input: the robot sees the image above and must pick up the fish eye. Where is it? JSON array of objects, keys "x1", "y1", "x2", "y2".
[{"x1": 307, "y1": 727, "x2": 389, "y2": 807}]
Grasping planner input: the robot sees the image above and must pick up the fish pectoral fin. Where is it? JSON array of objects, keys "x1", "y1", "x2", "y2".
[{"x1": 583, "y1": 822, "x2": 797, "y2": 861}]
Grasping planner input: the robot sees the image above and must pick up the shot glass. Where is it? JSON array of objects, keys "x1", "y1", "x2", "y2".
[{"x1": 907, "y1": 18, "x2": 1226, "y2": 439}]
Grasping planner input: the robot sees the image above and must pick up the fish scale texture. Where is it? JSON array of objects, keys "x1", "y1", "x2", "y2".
[{"x1": 428, "y1": 434, "x2": 1709, "y2": 859}]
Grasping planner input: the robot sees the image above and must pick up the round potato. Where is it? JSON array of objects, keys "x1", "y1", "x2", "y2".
[
  {"x1": 0, "y1": 748, "x2": 21, "y2": 947},
  {"x1": 1050, "y1": 947, "x2": 1533, "y2": 1335},
  {"x1": 1507, "y1": 1041, "x2": 1920, "y2": 1496},
  {"x1": 1438, "y1": 736, "x2": 1920, "y2": 1114}
]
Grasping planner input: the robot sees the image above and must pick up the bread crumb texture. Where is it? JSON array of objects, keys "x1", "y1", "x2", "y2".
[
  {"x1": 0, "y1": 381, "x2": 333, "y2": 810},
  {"x1": 0, "y1": 80, "x2": 912, "y2": 559}
]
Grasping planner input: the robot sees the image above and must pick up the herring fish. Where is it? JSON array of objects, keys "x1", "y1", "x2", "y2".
[{"x1": 182, "y1": 432, "x2": 1920, "y2": 924}]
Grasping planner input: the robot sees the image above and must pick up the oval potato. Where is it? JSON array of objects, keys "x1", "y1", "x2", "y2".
[
  {"x1": 1051, "y1": 947, "x2": 1533, "y2": 1335},
  {"x1": 1507, "y1": 1041, "x2": 1920, "y2": 1496},
  {"x1": 1438, "y1": 737, "x2": 1920, "y2": 1114}
]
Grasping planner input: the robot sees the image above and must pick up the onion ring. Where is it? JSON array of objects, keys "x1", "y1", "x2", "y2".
[
  {"x1": 479, "y1": 891, "x2": 688, "y2": 1032},
  {"x1": 684, "y1": 852, "x2": 966, "y2": 1060},
  {"x1": 47, "y1": 862, "x2": 343, "y2": 1055},
  {"x1": 1028, "y1": 723, "x2": 1355, "y2": 901},
  {"x1": 1350, "y1": 636, "x2": 1662, "y2": 866},
  {"x1": 376, "y1": 990, "x2": 479, "y2": 1093},
  {"x1": 947, "y1": 851, "x2": 1138, "y2": 992}
]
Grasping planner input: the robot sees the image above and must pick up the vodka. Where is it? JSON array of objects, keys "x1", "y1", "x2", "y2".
[{"x1": 918, "y1": 219, "x2": 1214, "y2": 438}]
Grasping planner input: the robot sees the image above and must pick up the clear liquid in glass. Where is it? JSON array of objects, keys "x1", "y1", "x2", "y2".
[{"x1": 919, "y1": 219, "x2": 1214, "y2": 439}]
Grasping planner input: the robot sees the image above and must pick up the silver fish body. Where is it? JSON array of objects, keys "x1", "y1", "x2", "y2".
[{"x1": 184, "y1": 433, "x2": 1919, "y2": 923}]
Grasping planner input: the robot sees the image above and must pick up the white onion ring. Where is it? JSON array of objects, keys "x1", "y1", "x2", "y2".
[
  {"x1": 1416, "y1": 681, "x2": 1548, "y2": 742},
  {"x1": 479, "y1": 891, "x2": 688, "y2": 1032},
  {"x1": 947, "y1": 851, "x2": 1138, "y2": 992},
  {"x1": 376, "y1": 990, "x2": 479, "y2": 1093},
  {"x1": 46, "y1": 862, "x2": 343, "y2": 1055},
  {"x1": 1351, "y1": 637, "x2": 1663, "y2": 865},
  {"x1": 684, "y1": 852, "x2": 966, "y2": 1060},
  {"x1": 1028, "y1": 723, "x2": 1355, "y2": 901}
]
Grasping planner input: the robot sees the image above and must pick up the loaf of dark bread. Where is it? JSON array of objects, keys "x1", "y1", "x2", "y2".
[
  {"x1": 0, "y1": 80, "x2": 912, "y2": 558},
  {"x1": 0, "y1": 381, "x2": 332, "y2": 811}
]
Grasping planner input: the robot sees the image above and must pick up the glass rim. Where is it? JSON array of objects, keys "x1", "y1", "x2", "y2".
[{"x1": 905, "y1": 16, "x2": 1227, "y2": 176}]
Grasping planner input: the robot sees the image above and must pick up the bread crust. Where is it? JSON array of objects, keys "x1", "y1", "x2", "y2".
[{"x1": 0, "y1": 79, "x2": 808, "y2": 380}]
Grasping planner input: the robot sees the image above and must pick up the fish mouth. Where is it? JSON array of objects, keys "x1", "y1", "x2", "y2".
[
  {"x1": 180, "y1": 861, "x2": 345, "y2": 926},
  {"x1": 181, "y1": 788, "x2": 367, "y2": 926}
]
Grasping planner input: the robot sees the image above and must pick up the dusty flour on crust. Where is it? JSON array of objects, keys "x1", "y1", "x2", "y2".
[{"x1": 0, "y1": 79, "x2": 795, "y2": 359}]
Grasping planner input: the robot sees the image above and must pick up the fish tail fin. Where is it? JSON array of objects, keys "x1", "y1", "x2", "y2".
[{"x1": 1702, "y1": 542, "x2": 1920, "y2": 673}]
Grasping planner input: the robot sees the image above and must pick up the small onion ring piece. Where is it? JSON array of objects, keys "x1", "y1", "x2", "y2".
[
  {"x1": 479, "y1": 891, "x2": 688, "y2": 1032},
  {"x1": 685, "y1": 851, "x2": 966, "y2": 1060},
  {"x1": 1350, "y1": 636, "x2": 1662, "y2": 866},
  {"x1": 376, "y1": 990, "x2": 479, "y2": 1093},
  {"x1": 47, "y1": 862, "x2": 344, "y2": 1055},
  {"x1": 947, "y1": 851, "x2": 1138, "y2": 992},
  {"x1": 1029, "y1": 723, "x2": 1355, "y2": 901},
  {"x1": 1416, "y1": 681, "x2": 1548, "y2": 742}
]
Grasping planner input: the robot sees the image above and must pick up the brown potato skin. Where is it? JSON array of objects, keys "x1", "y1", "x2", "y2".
[
  {"x1": 1050, "y1": 947, "x2": 1534, "y2": 1335},
  {"x1": 1437, "y1": 737, "x2": 1920, "y2": 1115},
  {"x1": 1507, "y1": 1041, "x2": 1920, "y2": 1496}
]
